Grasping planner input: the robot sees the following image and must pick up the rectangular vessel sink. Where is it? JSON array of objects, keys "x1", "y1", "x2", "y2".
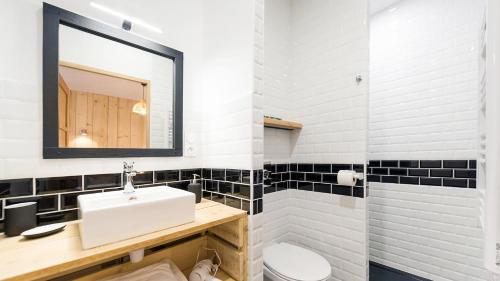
[{"x1": 78, "y1": 185, "x2": 195, "y2": 249}]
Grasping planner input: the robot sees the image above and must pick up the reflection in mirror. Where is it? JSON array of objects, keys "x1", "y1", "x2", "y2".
[{"x1": 58, "y1": 25, "x2": 174, "y2": 149}]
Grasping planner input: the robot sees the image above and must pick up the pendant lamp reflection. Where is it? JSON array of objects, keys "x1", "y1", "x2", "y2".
[{"x1": 133, "y1": 83, "x2": 147, "y2": 115}]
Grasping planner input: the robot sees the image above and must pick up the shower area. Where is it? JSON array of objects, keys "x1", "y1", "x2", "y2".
[
  {"x1": 258, "y1": 0, "x2": 498, "y2": 280},
  {"x1": 368, "y1": 0, "x2": 489, "y2": 280}
]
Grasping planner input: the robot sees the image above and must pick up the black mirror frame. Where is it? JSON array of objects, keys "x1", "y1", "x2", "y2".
[{"x1": 43, "y1": 3, "x2": 183, "y2": 159}]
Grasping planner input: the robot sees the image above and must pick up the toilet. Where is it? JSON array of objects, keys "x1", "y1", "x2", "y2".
[{"x1": 263, "y1": 243, "x2": 332, "y2": 281}]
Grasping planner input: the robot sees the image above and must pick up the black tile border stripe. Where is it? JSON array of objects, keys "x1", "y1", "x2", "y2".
[
  {"x1": 368, "y1": 160, "x2": 477, "y2": 189},
  {"x1": 0, "y1": 167, "x2": 260, "y2": 232},
  {"x1": 200, "y1": 168, "x2": 256, "y2": 215},
  {"x1": 263, "y1": 163, "x2": 366, "y2": 199},
  {"x1": 1, "y1": 159, "x2": 473, "y2": 230}
]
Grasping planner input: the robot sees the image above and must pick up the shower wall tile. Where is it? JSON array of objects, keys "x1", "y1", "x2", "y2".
[
  {"x1": 369, "y1": 1, "x2": 485, "y2": 280},
  {"x1": 368, "y1": 160, "x2": 477, "y2": 188}
]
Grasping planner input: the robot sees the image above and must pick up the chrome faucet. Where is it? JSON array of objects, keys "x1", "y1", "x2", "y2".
[{"x1": 123, "y1": 162, "x2": 137, "y2": 194}]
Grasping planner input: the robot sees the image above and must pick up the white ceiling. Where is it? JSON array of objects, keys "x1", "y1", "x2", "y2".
[
  {"x1": 59, "y1": 65, "x2": 144, "y2": 100},
  {"x1": 370, "y1": 0, "x2": 401, "y2": 15}
]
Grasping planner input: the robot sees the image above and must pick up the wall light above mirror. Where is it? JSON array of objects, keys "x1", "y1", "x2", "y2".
[{"x1": 43, "y1": 3, "x2": 183, "y2": 158}]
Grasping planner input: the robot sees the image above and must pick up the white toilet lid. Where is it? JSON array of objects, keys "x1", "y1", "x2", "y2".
[{"x1": 263, "y1": 243, "x2": 331, "y2": 281}]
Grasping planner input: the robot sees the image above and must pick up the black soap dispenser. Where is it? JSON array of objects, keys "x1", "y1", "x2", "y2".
[
  {"x1": 4, "y1": 202, "x2": 37, "y2": 237},
  {"x1": 188, "y1": 174, "x2": 201, "y2": 203}
]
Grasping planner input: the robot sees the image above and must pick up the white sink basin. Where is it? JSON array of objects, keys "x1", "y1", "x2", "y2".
[{"x1": 78, "y1": 185, "x2": 195, "y2": 249}]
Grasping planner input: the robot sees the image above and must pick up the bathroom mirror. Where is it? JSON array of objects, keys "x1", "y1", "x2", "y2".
[{"x1": 43, "y1": 3, "x2": 183, "y2": 158}]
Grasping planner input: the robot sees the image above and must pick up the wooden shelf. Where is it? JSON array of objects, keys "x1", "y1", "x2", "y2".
[{"x1": 264, "y1": 117, "x2": 303, "y2": 130}]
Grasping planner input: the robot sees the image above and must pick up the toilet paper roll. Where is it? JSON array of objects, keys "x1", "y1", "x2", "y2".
[{"x1": 337, "y1": 170, "x2": 357, "y2": 186}]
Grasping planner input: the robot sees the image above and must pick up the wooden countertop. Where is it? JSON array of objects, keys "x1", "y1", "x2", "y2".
[{"x1": 0, "y1": 200, "x2": 247, "y2": 281}]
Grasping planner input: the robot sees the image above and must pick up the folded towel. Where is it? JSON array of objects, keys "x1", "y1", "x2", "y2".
[{"x1": 100, "y1": 259, "x2": 188, "y2": 281}]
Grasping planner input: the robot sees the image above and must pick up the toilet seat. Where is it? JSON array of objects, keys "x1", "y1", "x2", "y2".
[{"x1": 263, "y1": 243, "x2": 331, "y2": 281}]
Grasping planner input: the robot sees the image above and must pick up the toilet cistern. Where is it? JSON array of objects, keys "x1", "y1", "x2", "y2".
[{"x1": 123, "y1": 161, "x2": 138, "y2": 194}]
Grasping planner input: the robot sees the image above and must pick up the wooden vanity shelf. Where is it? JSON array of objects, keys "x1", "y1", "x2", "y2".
[
  {"x1": 264, "y1": 117, "x2": 303, "y2": 130},
  {"x1": 0, "y1": 200, "x2": 248, "y2": 281}
]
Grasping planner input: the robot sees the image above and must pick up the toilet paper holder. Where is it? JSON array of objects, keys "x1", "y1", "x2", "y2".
[
  {"x1": 352, "y1": 172, "x2": 364, "y2": 180},
  {"x1": 338, "y1": 170, "x2": 364, "y2": 179}
]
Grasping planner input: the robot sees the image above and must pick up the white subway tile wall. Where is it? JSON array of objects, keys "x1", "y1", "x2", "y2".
[
  {"x1": 0, "y1": 0, "x2": 262, "y2": 177},
  {"x1": 253, "y1": 0, "x2": 265, "y2": 172},
  {"x1": 250, "y1": 213, "x2": 265, "y2": 281},
  {"x1": 289, "y1": 0, "x2": 368, "y2": 164},
  {"x1": 262, "y1": 0, "x2": 369, "y2": 280},
  {"x1": 263, "y1": 0, "x2": 369, "y2": 165},
  {"x1": 251, "y1": 0, "x2": 265, "y2": 280},
  {"x1": 369, "y1": 0, "x2": 482, "y2": 161},
  {"x1": 262, "y1": 190, "x2": 290, "y2": 246},
  {"x1": 368, "y1": 1, "x2": 488, "y2": 280},
  {"x1": 263, "y1": 0, "x2": 292, "y2": 122},
  {"x1": 0, "y1": 0, "x2": 205, "y2": 178},
  {"x1": 370, "y1": 183, "x2": 488, "y2": 281},
  {"x1": 263, "y1": 128, "x2": 291, "y2": 164},
  {"x1": 262, "y1": 0, "x2": 293, "y2": 164},
  {"x1": 263, "y1": 190, "x2": 367, "y2": 281},
  {"x1": 201, "y1": 0, "x2": 256, "y2": 170}
]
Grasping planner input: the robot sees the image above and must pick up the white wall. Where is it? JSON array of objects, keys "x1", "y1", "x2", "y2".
[
  {"x1": 250, "y1": 0, "x2": 265, "y2": 280},
  {"x1": 263, "y1": 0, "x2": 370, "y2": 165},
  {"x1": 263, "y1": 0, "x2": 292, "y2": 122},
  {"x1": 369, "y1": 0, "x2": 481, "y2": 160},
  {"x1": 0, "y1": 0, "x2": 262, "y2": 178},
  {"x1": 262, "y1": 0, "x2": 293, "y2": 164},
  {"x1": 262, "y1": 191, "x2": 290, "y2": 246},
  {"x1": 262, "y1": 1, "x2": 369, "y2": 281},
  {"x1": 253, "y1": 0, "x2": 265, "y2": 173},
  {"x1": 0, "y1": 0, "x2": 205, "y2": 178},
  {"x1": 484, "y1": 0, "x2": 500, "y2": 275},
  {"x1": 370, "y1": 183, "x2": 488, "y2": 281},
  {"x1": 288, "y1": 190, "x2": 367, "y2": 281},
  {"x1": 289, "y1": 0, "x2": 369, "y2": 164},
  {"x1": 263, "y1": 128, "x2": 291, "y2": 164},
  {"x1": 200, "y1": 0, "x2": 255, "y2": 170},
  {"x1": 368, "y1": 1, "x2": 489, "y2": 280},
  {"x1": 262, "y1": 190, "x2": 367, "y2": 281}
]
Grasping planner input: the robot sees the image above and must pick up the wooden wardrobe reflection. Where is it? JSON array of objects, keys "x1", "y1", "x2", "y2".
[{"x1": 58, "y1": 62, "x2": 150, "y2": 148}]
